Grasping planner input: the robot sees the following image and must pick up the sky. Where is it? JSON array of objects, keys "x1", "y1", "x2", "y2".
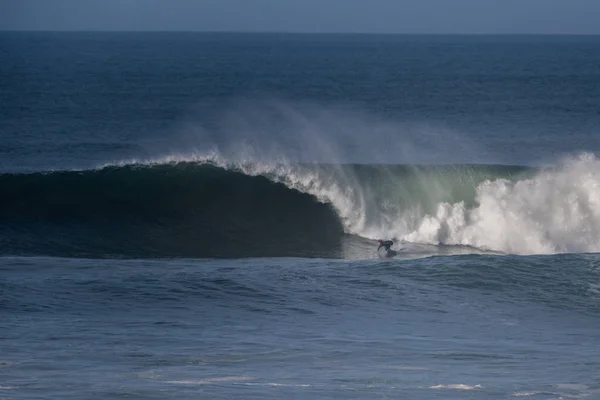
[{"x1": 2, "y1": 0, "x2": 600, "y2": 34}]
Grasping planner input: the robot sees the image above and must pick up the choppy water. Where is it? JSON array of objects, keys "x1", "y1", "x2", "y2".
[{"x1": 3, "y1": 255, "x2": 600, "y2": 399}]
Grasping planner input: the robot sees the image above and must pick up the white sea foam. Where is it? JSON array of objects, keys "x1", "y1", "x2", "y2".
[
  {"x1": 429, "y1": 384, "x2": 482, "y2": 390},
  {"x1": 401, "y1": 154, "x2": 600, "y2": 254},
  {"x1": 166, "y1": 376, "x2": 252, "y2": 385},
  {"x1": 242, "y1": 382, "x2": 312, "y2": 388}
]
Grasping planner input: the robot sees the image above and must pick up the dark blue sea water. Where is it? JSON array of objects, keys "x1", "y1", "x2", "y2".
[{"x1": 2, "y1": 32, "x2": 600, "y2": 399}]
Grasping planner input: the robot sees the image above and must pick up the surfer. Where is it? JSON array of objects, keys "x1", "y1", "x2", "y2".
[{"x1": 377, "y1": 240, "x2": 397, "y2": 258}]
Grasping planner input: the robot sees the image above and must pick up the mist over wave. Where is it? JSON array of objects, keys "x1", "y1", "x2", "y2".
[{"x1": 161, "y1": 101, "x2": 600, "y2": 255}]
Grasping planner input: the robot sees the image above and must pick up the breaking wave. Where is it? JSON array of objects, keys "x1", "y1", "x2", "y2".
[{"x1": 1, "y1": 153, "x2": 600, "y2": 258}]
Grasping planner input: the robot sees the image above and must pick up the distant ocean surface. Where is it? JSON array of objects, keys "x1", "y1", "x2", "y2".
[{"x1": 2, "y1": 32, "x2": 600, "y2": 399}]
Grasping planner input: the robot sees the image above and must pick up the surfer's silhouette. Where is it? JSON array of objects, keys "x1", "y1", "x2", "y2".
[{"x1": 377, "y1": 240, "x2": 397, "y2": 258}]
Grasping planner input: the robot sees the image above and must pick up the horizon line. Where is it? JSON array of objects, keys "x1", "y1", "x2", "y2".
[{"x1": 2, "y1": 29, "x2": 600, "y2": 36}]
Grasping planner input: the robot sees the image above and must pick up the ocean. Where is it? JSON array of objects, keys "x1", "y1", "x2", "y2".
[{"x1": 1, "y1": 32, "x2": 600, "y2": 399}]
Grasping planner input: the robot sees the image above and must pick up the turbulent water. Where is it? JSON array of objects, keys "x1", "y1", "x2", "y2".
[{"x1": 2, "y1": 33, "x2": 600, "y2": 399}]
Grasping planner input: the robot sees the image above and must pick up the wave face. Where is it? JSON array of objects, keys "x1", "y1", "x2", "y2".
[
  {"x1": 0, "y1": 163, "x2": 344, "y2": 258},
  {"x1": 2, "y1": 153, "x2": 600, "y2": 258}
]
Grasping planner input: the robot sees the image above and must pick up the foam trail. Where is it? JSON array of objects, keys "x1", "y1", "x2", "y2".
[{"x1": 429, "y1": 384, "x2": 482, "y2": 390}]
